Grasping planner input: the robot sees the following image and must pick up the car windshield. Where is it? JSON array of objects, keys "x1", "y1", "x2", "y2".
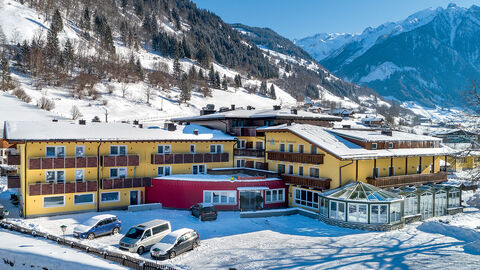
[
  {"x1": 125, "y1": 228, "x2": 144, "y2": 239},
  {"x1": 160, "y1": 235, "x2": 178, "y2": 245},
  {"x1": 203, "y1": 206, "x2": 215, "y2": 212}
]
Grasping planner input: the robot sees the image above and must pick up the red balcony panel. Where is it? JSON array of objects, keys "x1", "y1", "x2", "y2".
[
  {"x1": 86, "y1": 181, "x2": 97, "y2": 192},
  {"x1": 102, "y1": 179, "x2": 113, "y2": 190},
  {"x1": 212, "y1": 153, "x2": 221, "y2": 163},
  {"x1": 132, "y1": 178, "x2": 142, "y2": 188},
  {"x1": 7, "y1": 154, "x2": 20, "y2": 165},
  {"x1": 127, "y1": 155, "x2": 140, "y2": 166},
  {"x1": 87, "y1": 156, "x2": 98, "y2": 167},
  {"x1": 174, "y1": 154, "x2": 184, "y2": 164},
  {"x1": 184, "y1": 154, "x2": 194, "y2": 163},
  {"x1": 76, "y1": 182, "x2": 87, "y2": 193},
  {"x1": 116, "y1": 156, "x2": 127, "y2": 166},
  {"x1": 41, "y1": 183, "x2": 53, "y2": 195},
  {"x1": 76, "y1": 157, "x2": 87, "y2": 168},
  {"x1": 113, "y1": 178, "x2": 124, "y2": 189},
  {"x1": 164, "y1": 154, "x2": 173, "y2": 164},
  {"x1": 221, "y1": 153, "x2": 229, "y2": 162},
  {"x1": 103, "y1": 156, "x2": 116, "y2": 167},
  {"x1": 7, "y1": 175, "x2": 20, "y2": 188},
  {"x1": 204, "y1": 153, "x2": 212, "y2": 163},
  {"x1": 194, "y1": 154, "x2": 204, "y2": 163},
  {"x1": 53, "y1": 183, "x2": 65, "y2": 194},
  {"x1": 152, "y1": 154, "x2": 164, "y2": 164},
  {"x1": 124, "y1": 178, "x2": 133, "y2": 188},
  {"x1": 53, "y1": 158, "x2": 65, "y2": 169},
  {"x1": 29, "y1": 158, "x2": 41, "y2": 170},
  {"x1": 29, "y1": 184, "x2": 41, "y2": 196},
  {"x1": 65, "y1": 157, "x2": 76, "y2": 168},
  {"x1": 41, "y1": 158, "x2": 53, "y2": 169},
  {"x1": 65, "y1": 182, "x2": 76, "y2": 193}
]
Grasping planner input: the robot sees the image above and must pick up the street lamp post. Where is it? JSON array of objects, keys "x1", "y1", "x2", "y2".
[
  {"x1": 60, "y1": 225, "x2": 67, "y2": 240},
  {"x1": 3, "y1": 210, "x2": 9, "y2": 223}
]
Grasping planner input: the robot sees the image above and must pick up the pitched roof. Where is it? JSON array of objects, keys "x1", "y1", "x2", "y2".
[
  {"x1": 330, "y1": 128, "x2": 441, "y2": 142},
  {"x1": 3, "y1": 121, "x2": 235, "y2": 142}
]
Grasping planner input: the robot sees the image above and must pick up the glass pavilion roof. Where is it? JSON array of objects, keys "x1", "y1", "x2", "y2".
[{"x1": 322, "y1": 181, "x2": 403, "y2": 202}]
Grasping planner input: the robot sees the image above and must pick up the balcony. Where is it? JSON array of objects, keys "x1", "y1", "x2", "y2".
[
  {"x1": 366, "y1": 172, "x2": 448, "y2": 188},
  {"x1": 29, "y1": 156, "x2": 98, "y2": 170},
  {"x1": 29, "y1": 181, "x2": 98, "y2": 196},
  {"x1": 267, "y1": 151, "x2": 324, "y2": 164},
  {"x1": 102, "y1": 155, "x2": 140, "y2": 167},
  {"x1": 7, "y1": 175, "x2": 20, "y2": 189},
  {"x1": 101, "y1": 178, "x2": 152, "y2": 190},
  {"x1": 282, "y1": 174, "x2": 331, "y2": 190},
  {"x1": 234, "y1": 148, "x2": 265, "y2": 157},
  {"x1": 245, "y1": 161, "x2": 269, "y2": 170},
  {"x1": 230, "y1": 127, "x2": 257, "y2": 137},
  {"x1": 7, "y1": 154, "x2": 20, "y2": 165},
  {"x1": 151, "y1": 153, "x2": 229, "y2": 164}
]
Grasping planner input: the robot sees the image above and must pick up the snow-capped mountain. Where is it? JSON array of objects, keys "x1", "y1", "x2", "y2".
[
  {"x1": 294, "y1": 33, "x2": 357, "y2": 61},
  {"x1": 298, "y1": 3, "x2": 480, "y2": 107}
]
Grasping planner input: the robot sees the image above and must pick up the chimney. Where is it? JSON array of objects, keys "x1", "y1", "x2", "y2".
[
  {"x1": 247, "y1": 105, "x2": 252, "y2": 110},
  {"x1": 193, "y1": 129, "x2": 199, "y2": 135},
  {"x1": 164, "y1": 122, "x2": 176, "y2": 131},
  {"x1": 52, "y1": 119, "x2": 58, "y2": 122},
  {"x1": 231, "y1": 104, "x2": 236, "y2": 110},
  {"x1": 79, "y1": 119, "x2": 86, "y2": 125},
  {"x1": 133, "y1": 120, "x2": 139, "y2": 125},
  {"x1": 381, "y1": 127, "x2": 393, "y2": 136},
  {"x1": 290, "y1": 109, "x2": 298, "y2": 115},
  {"x1": 138, "y1": 124, "x2": 143, "y2": 128},
  {"x1": 273, "y1": 105, "x2": 281, "y2": 110}
]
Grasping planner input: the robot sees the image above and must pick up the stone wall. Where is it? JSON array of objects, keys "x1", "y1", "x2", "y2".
[
  {"x1": 405, "y1": 214, "x2": 422, "y2": 224},
  {"x1": 447, "y1": 207, "x2": 464, "y2": 215}
]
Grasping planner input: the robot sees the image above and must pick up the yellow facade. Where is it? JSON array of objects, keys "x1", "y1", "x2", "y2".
[
  {"x1": 447, "y1": 155, "x2": 480, "y2": 171},
  {"x1": 233, "y1": 135, "x2": 266, "y2": 168}
]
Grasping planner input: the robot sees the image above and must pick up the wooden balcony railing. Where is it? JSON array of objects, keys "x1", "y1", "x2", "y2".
[
  {"x1": 29, "y1": 181, "x2": 98, "y2": 196},
  {"x1": 151, "y1": 153, "x2": 229, "y2": 164},
  {"x1": 234, "y1": 148, "x2": 265, "y2": 157},
  {"x1": 29, "y1": 156, "x2": 98, "y2": 170},
  {"x1": 366, "y1": 172, "x2": 448, "y2": 188},
  {"x1": 245, "y1": 161, "x2": 269, "y2": 170},
  {"x1": 102, "y1": 155, "x2": 140, "y2": 167},
  {"x1": 7, "y1": 175, "x2": 20, "y2": 189},
  {"x1": 230, "y1": 127, "x2": 257, "y2": 137},
  {"x1": 282, "y1": 174, "x2": 331, "y2": 190},
  {"x1": 7, "y1": 154, "x2": 20, "y2": 165},
  {"x1": 267, "y1": 151, "x2": 324, "y2": 164},
  {"x1": 101, "y1": 178, "x2": 152, "y2": 190}
]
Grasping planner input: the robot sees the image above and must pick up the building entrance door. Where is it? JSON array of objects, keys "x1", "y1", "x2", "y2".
[
  {"x1": 239, "y1": 191, "x2": 263, "y2": 210},
  {"x1": 130, "y1": 190, "x2": 139, "y2": 205}
]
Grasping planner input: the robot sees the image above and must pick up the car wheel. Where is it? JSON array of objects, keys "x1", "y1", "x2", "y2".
[
  {"x1": 112, "y1": 227, "x2": 119, "y2": 235},
  {"x1": 200, "y1": 215, "x2": 204, "y2": 221},
  {"x1": 87, "y1": 233, "x2": 95, "y2": 240},
  {"x1": 192, "y1": 241, "x2": 198, "y2": 249},
  {"x1": 137, "y1": 246, "x2": 144, "y2": 255},
  {"x1": 169, "y1": 251, "x2": 176, "y2": 259}
]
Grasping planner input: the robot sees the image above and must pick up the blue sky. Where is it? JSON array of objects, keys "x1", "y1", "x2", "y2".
[{"x1": 191, "y1": 0, "x2": 479, "y2": 39}]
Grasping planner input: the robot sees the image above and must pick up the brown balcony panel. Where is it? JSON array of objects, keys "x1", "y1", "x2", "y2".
[
  {"x1": 234, "y1": 149, "x2": 265, "y2": 157},
  {"x1": 113, "y1": 178, "x2": 124, "y2": 189},
  {"x1": 184, "y1": 154, "x2": 194, "y2": 163},
  {"x1": 142, "y1": 177, "x2": 152, "y2": 187},
  {"x1": 245, "y1": 161, "x2": 254, "y2": 168},
  {"x1": 103, "y1": 156, "x2": 116, "y2": 167},
  {"x1": 29, "y1": 158, "x2": 41, "y2": 169},
  {"x1": 41, "y1": 183, "x2": 53, "y2": 195},
  {"x1": 87, "y1": 157, "x2": 98, "y2": 167},
  {"x1": 221, "y1": 153, "x2": 229, "y2": 162},
  {"x1": 29, "y1": 184, "x2": 41, "y2": 196},
  {"x1": 128, "y1": 155, "x2": 140, "y2": 166},
  {"x1": 53, "y1": 183, "x2": 65, "y2": 194},
  {"x1": 53, "y1": 158, "x2": 65, "y2": 169},
  {"x1": 76, "y1": 182, "x2": 87, "y2": 192},
  {"x1": 116, "y1": 155, "x2": 128, "y2": 166},
  {"x1": 124, "y1": 178, "x2": 133, "y2": 188},
  {"x1": 7, "y1": 154, "x2": 21, "y2": 165},
  {"x1": 268, "y1": 152, "x2": 324, "y2": 164},
  {"x1": 164, "y1": 154, "x2": 173, "y2": 164},
  {"x1": 151, "y1": 154, "x2": 164, "y2": 164},
  {"x1": 102, "y1": 179, "x2": 113, "y2": 190},
  {"x1": 7, "y1": 175, "x2": 20, "y2": 189},
  {"x1": 174, "y1": 154, "x2": 184, "y2": 164},
  {"x1": 246, "y1": 141, "x2": 253, "y2": 148},
  {"x1": 282, "y1": 174, "x2": 331, "y2": 190},
  {"x1": 86, "y1": 181, "x2": 98, "y2": 192},
  {"x1": 41, "y1": 158, "x2": 54, "y2": 169},
  {"x1": 204, "y1": 153, "x2": 212, "y2": 163},
  {"x1": 76, "y1": 157, "x2": 87, "y2": 168},
  {"x1": 366, "y1": 172, "x2": 448, "y2": 188},
  {"x1": 212, "y1": 153, "x2": 221, "y2": 163},
  {"x1": 133, "y1": 178, "x2": 142, "y2": 188},
  {"x1": 65, "y1": 157, "x2": 76, "y2": 168},
  {"x1": 65, "y1": 183, "x2": 76, "y2": 193}
]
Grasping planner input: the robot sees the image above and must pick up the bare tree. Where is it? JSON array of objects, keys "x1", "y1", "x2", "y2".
[
  {"x1": 144, "y1": 86, "x2": 155, "y2": 104},
  {"x1": 120, "y1": 80, "x2": 128, "y2": 98},
  {"x1": 70, "y1": 105, "x2": 83, "y2": 120}
]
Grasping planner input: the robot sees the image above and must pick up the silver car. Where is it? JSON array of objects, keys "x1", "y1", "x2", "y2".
[{"x1": 119, "y1": 219, "x2": 171, "y2": 254}]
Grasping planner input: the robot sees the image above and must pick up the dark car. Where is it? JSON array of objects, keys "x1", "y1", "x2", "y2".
[
  {"x1": 150, "y1": 228, "x2": 200, "y2": 260},
  {"x1": 190, "y1": 203, "x2": 217, "y2": 221}
]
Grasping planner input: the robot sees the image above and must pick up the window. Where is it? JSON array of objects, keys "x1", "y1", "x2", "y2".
[
  {"x1": 157, "y1": 166, "x2": 171, "y2": 176},
  {"x1": 75, "y1": 146, "x2": 85, "y2": 157},
  {"x1": 348, "y1": 203, "x2": 368, "y2": 223},
  {"x1": 388, "y1": 142, "x2": 393, "y2": 149},
  {"x1": 277, "y1": 164, "x2": 286, "y2": 174},
  {"x1": 203, "y1": 191, "x2": 236, "y2": 205},
  {"x1": 101, "y1": 192, "x2": 120, "y2": 202},
  {"x1": 265, "y1": 189, "x2": 284, "y2": 203},
  {"x1": 298, "y1": 166, "x2": 304, "y2": 176},
  {"x1": 110, "y1": 145, "x2": 127, "y2": 156},
  {"x1": 404, "y1": 194, "x2": 418, "y2": 216},
  {"x1": 320, "y1": 198, "x2": 328, "y2": 215},
  {"x1": 390, "y1": 202, "x2": 402, "y2": 223},
  {"x1": 430, "y1": 142, "x2": 434, "y2": 148},
  {"x1": 288, "y1": 144, "x2": 294, "y2": 153},
  {"x1": 45, "y1": 170, "x2": 65, "y2": 183},
  {"x1": 193, "y1": 164, "x2": 206, "y2": 174},
  {"x1": 309, "y1": 168, "x2": 320, "y2": 178},
  {"x1": 435, "y1": 190, "x2": 447, "y2": 216},
  {"x1": 448, "y1": 190, "x2": 461, "y2": 208},
  {"x1": 299, "y1": 145, "x2": 305, "y2": 153},
  {"x1": 190, "y1": 144, "x2": 196, "y2": 153},
  {"x1": 279, "y1": 144, "x2": 285, "y2": 152},
  {"x1": 329, "y1": 201, "x2": 346, "y2": 221},
  {"x1": 311, "y1": 145, "x2": 317, "y2": 154},
  {"x1": 264, "y1": 120, "x2": 274, "y2": 126},
  {"x1": 255, "y1": 141, "x2": 263, "y2": 150},
  {"x1": 237, "y1": 140, "x2": 246, "y2": 149},
  {"x1": 388, "y1": 167, "x2": 395, "y2": 176},
  {"x1": 372, "y1": 143, "x2": 377, "y2": 150},
  {"x1": 43, "y1": 196, "x2": 65, "y2": 208},
  {"x1": 210, "y1": 144, "x2": 223, "y2": 153},
  {"x1": 157, "y1": 145, "x2": 171, "y2": 154},
  {"x1": 370, "y1": 204, "x2": 388, "y2": 223},
  {"x1": 75, "y1": 169, "x2": 84, "y2": 183},
  {"x1": 152, "y1": 224, "x2": 170, "y2": 235},
  {"x1": 420, "y1": 192, "x2": 433, "y2": 218},
  {"x1": 46, "y1": 146, "x2": 65, "y2": 158},
  {"x1": 236, "y1": 159, "x2": 246, "y2": 168},
  {"x1": 294, "y1": 188, "x2": 319, "y2": 209},
  {"x1": 110, "y1": 167, "x2": 127, "y2": 179},
  {"x1": 143, "y1": 230, "x2": 152, "y2": 239},
  {"x1": 372, "y1": 167, "x2": 379, "y2": 178},
  {"x1": 288, "y1": 165, "x2": 294, "y2": 175},
  {"x1": 74, "y1": 193, "x2": 94, "y2": 205}
]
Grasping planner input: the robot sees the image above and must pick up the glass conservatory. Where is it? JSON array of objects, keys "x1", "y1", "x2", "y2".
[{"x1": 319, "y1": 182, "x2": 404, "y2": 225}]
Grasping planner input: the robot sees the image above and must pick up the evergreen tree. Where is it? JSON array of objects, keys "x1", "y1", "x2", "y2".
[
  {"x1": 182, "y1": 37, "x2": 191, "y2": 59},
  {"x1": 260, "y1": 81, "x2": 267, "y2": 95},
  {"x1": 46, "y1": 30, "x2": 59, "y2": 62},
  {"x1": 179, "y1": 74, "x2": 191, "y2": 104},
  {"x1": 214, "y1": 71, "x2": 221, "y2": 89},
  {"x1": 81, "y1": 7, "x2": 91, "y2": 33},
  {"x1": 222, "y1": 74, "x2": 228, "y2": 90},
  {"x1": 63, "y1": 39, "x2": 74, "y2": 73},
  {"x1": 51, "y1": 9, "x2": 63, "y2": 33},
  {"x1": 208, "y1": 65, "x2": 215, "y2": 85},
  {"x1": 234, "y1": 74, "x2": 242, "y2": 88},
  {"x1": 188, "y1": 65, "x2": 197, "y2": 81},
  {"x1": 0, "y1": 55, "x2": 13, "y2": 91},
  {"x1": 135, "y1": 59, "x2": 143, "y2": 79},
  {"x1": 198, "y1": 69, "x2": 204, "y2": 80},
  {"x1": 173, "y1": 56, "x2": 181, "y2": 79},
  {"x1": 285, "y1": 63, "x2": 291, "y2": 73},
  {"x1": 269, "y1": 84, "x2": 276, "y2": 99}
]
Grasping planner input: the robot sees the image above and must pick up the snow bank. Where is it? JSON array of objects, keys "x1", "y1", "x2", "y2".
[
  {"x1": 418, "y1": 221, "x2": 480, "y2": 243},
  {"x1": 467, "y1": 193, "x2": 480, "y2": 208}
]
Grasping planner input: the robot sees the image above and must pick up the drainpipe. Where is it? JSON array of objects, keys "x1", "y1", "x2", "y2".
[
  {"x1": 339, "y1": 160, "x2": 354, "y2": 187},
  {"x1": 96, "y1": 140, "x2": 103, "y2": 212},
  {"x1": 23, "y1": 141, "x2": 27, "y2": 218},
  {"x1": 232, "y1": 139, "x2": 239, "y2": 168}
]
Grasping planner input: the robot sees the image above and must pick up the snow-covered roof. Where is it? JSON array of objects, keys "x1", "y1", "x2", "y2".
[
  {"x1": 172, "y1": 108, "x2": 341, "y2": 122},
  {"x1": 361, "y1": 117, "x2": 383, "y2": 122},
  {"x1": 87, "y1": 214, "x2": 117, "y2": 222},
  {"x1": 321, "y1": 181, "x2": 403, "y2": 202},
  {"x1": 168, "y1": 228, "x2": 194, "y2": 238},
  {"x1": 156, "y1": 174, "x2": 280, "y2": 182},
  {"x1": 330, "y1": 128, "x2": 442, "y2": 142},
  {"x1": 3, "y1": 121, "x2": 235, "y2": 142},
  {"x1": 259, "y1": 124, "x2": 455, "y2": 160}
]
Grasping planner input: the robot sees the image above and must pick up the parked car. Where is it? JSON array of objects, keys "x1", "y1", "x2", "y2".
[
  {"x1": 0, "y1": 204, "x2": 4, "y2": 220},
  {"x1": 150, "y1": 228, "x2": 200, "y2": 260},
  {"x1": 190, "y1": 203, "x2": 217, "y2": 221},
  {"x1": 73, "y1": 214, "x2": 121, "y2": 240},
  {"x1": 119, "y1": 219, "x2": 171, "y2": 254}
]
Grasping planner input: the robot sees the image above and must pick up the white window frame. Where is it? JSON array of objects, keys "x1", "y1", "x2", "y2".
[
  {"x1": 309, "y1": 167, "x2": 320, "y2": 178},
  {"x1": 190, "y1": 144, "x2": 196, "y2": 154},
  {"x1": 45, "y1": 146, "x2": 66, "y2": 158},
  {"x1": 298, "y1": 144, "x2": 305, "y2": 153},
  {"x1": 311, "y1": 145, "x2": 318, "y2": 154},
  {"x1": 210, "y1": 144, "x2": 223, "y2": 153},
  {"x1": 193, "y1": 164, "x2": 206, "y2": 174},
  {"x1": 265, "y1": 189, "x2": 285, "y2": 204},
  {"x1": 279, "y1": 143, "x2": 286, "y2": 152},
  {"x1": 238, "y1": 140, "x2": 246, "y2": 149},
  {"x1": 255, "y1": 141, "x2": 263, "y2": 150},
  {"x1": 101, "y1": 191, "x2": 120, "y2": 203},
  {"x1": 110, "y1": 145, "x2": 127, "y2": 156},
  {"x1": 388, "y1": 142, "x2": 393, "y2": 149},
  {"x1": 236, "y1": 159, "x2": 246, "y2": 168},
  {"x1": 203, "y1": 190, "x2": 236, "y2": 205},
  {"x1": 288, "y1": 143, "x2": 294, "y2": 153},
  {"x1": 43, "y1": 195, "x2": 65, "y2": 208},
  {"x1": 329, "y1": 200, "x2": 346, "y2": 221},
  {"x1": 298, "y1": 166, "x2": 304, "y2": 176},
  {"x1": 277, "y1": 163, "x2": 286, "y2": 174},
  {"x1": 74, "y1": 193, "x2": 95, "y2": 205},
  {"x1": 293, "y1": 188, "x2": 320, "y2": 210},
  {"x1": 372, "y1": 143, "x2": 378, "y2": 150},
  {"x1": 75, "y1": 145, "x2": 85, "y2": 157},
  {"x1": 75, "y1": 169, "x2": 85, "y2": 183},
  {"x1": 110, "y1": 167, "x2": 127, "y2": 179},
  {"x1": 157, "y1": 144, "x2": 172, "y2": 154},
  {"x1": 288, "y1": 165, "x2": 294, "y2": 175},
  {"x1": 388, "y1": 166, "x2": 395, "y2": 176},
  {"x1": 45, "y1": 170, "x2": 66, "y2": 183},
  {"x1": 157, "y1": 166, "x2": 171, "y2": 176}
]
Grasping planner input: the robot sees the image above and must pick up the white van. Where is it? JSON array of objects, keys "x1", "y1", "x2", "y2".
[{"x1": 119, "y1": 219, "x2": 171, "y2": 254}]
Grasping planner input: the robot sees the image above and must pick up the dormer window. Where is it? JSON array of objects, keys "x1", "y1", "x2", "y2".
[
  {"x1": 388, "y1": 142, "x2": 394, "y2": 149},
  {"x1": 372, "y1": 143, "x2": 378, "y2": 150}
]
